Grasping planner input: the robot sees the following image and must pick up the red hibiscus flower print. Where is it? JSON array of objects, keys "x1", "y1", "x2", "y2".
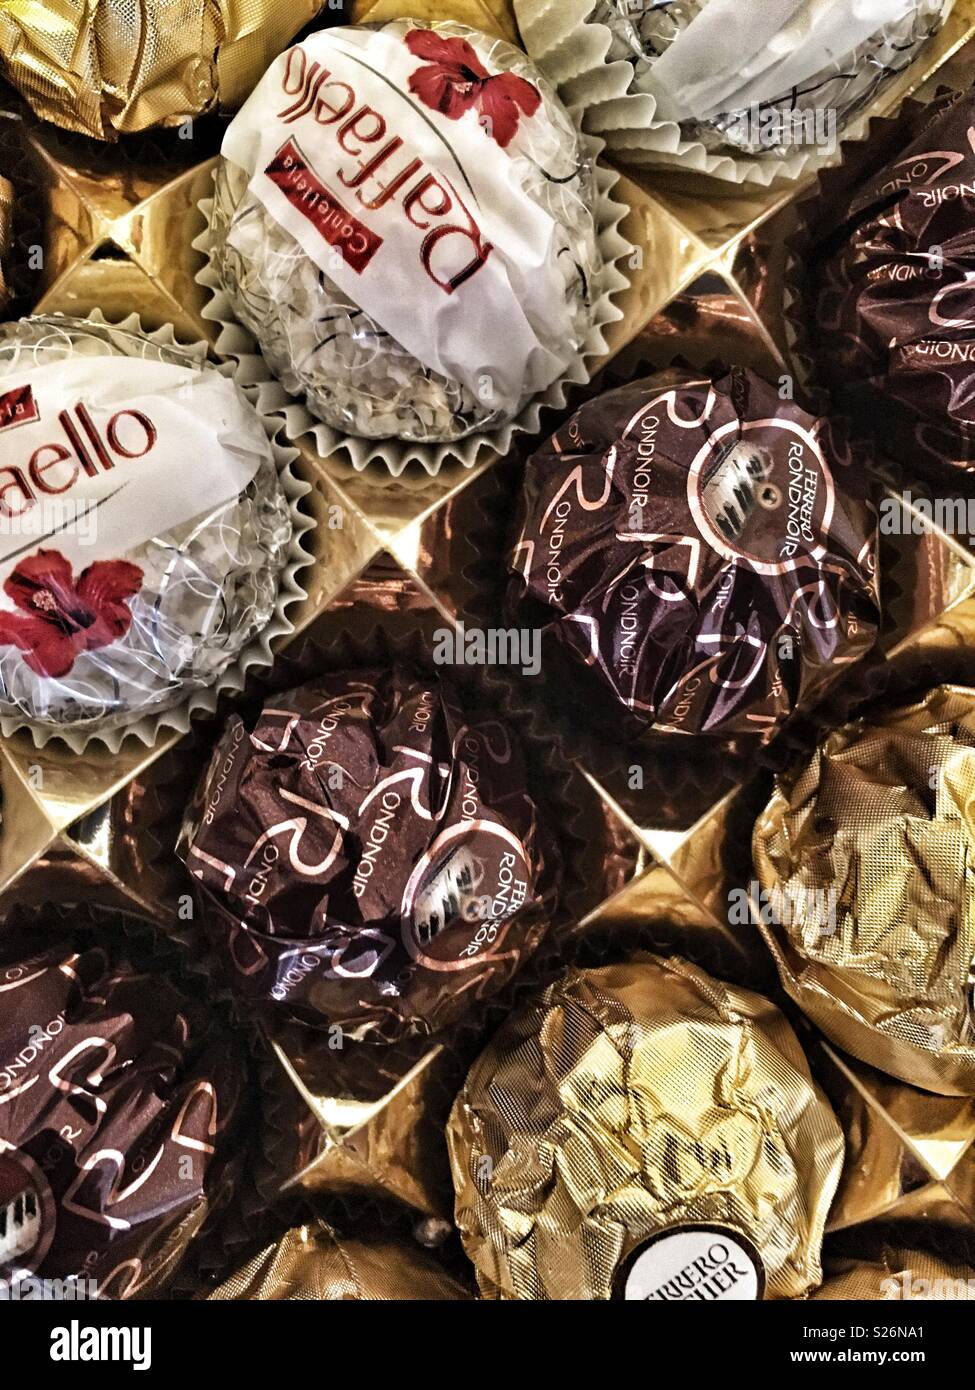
[
  {"x1": 0, "y1": 550, "x2": 143, "y2": 678},
  {"x1": 406, "y1": 29, "x2": 541, "y2": 149}
]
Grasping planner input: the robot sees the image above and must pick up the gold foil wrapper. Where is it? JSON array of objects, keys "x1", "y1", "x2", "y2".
[
  {"x1": 447, "y1": 953, "x2": 844, "y2": 1300},
  {"x1": 815, "y1": 1248, "x2": 975, "y2": 1300},
  {"x1": 0, "y1": 174, "x2": 10, "y2": 306},
  {"x1": 753, "y1": 684, "x2": 975, "y2": 1096},
  {"x1": 206, "y1": 1222, "x2": 471, "y2": 1300},
  {"x1": 0, "y1": 0, "x2": 323, "y2": 139}
]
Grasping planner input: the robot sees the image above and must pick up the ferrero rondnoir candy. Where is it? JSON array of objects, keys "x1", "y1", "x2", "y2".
[
  {"x1": 209, "y1": 20, "x2": 601, "y2": 443},
  {"x1": 507, "y1": 365, "x2": 881, "y2": 741},
  {"x1": 815, "y1": 87, "x2": 975, "y2": 479},
  {"x1": 179, "y1": 665, "x2": 560, "y2": 1043},
  {"x1": 447, "y1": 953, "x2": 844, "y2": 1300},
  {"x1": 0, "y1": 929, "x2": 246, "y2": 1299}
]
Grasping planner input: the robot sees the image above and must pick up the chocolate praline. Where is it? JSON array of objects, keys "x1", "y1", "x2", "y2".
[
  {"x1": 814, "y1": 88, "x2": 975, "y2": 479},
  {"x1": 0, "y1": 930, "x2": 246, "y2": 1299},
  {"x1": 506, "y1": 365, "x2": 881, "y2": 741},
  {"x1": 179, "y1": 665, "x2": 560, "y2": 1042}
]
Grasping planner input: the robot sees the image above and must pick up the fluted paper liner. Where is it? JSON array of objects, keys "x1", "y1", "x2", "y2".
[
  {"x1": 0, "y1": 311, "x2": 315, "y2": 753},
  {"x1": 195, "y1": 153, "x2": 633, "y2": 477},
  {"x1": 753, "y1": 684, "x2": 975, "y2": 1096},
  {"x1": 513, "y1": 0, "x2": 957, "y2": 186}
]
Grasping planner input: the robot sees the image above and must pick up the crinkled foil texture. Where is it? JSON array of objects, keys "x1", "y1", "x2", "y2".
[
  {"x1": 210, "y1": 20, "x2": 601, "y2": 444},
  {"x1": 0, "y1": 0, "x2": 323, "y2": 139},
  {"x1": 594, "y1": 0, "x2": 947, "y2": 157},
  {"x1": 815, "y1": 1248, "x2": 975, "y2": 1299},
  {"x1": 206, "y1": 1222, "x2": 470, "y2": 1299},
  {"x1": 0, "y1": 317, "x2": 292, "y2": 738},
  {"x1": 0, "y1": 932, "x2": 246, "y2": 1298},
  {"x1": 506, "y1": 366, "x2": 881, "y2": 741},
  {"x1": 814, "y1": 89, "x2": 975, "y2": 478},
  {"x1": 446, "y1": 953, "x2": 844, "y2": 1300},
  {"x1": 753, "y1": 684, "x2": 975, "y2": 1096},
  {"x1": 179, "y1": 665, "x2": 561, "y2": 1043}
]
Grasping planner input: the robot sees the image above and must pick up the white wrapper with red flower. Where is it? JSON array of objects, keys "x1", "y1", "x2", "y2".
[
  {"x1": 0, "y1": 315, "x2": 311, "y2": 749},
  {"x1": 199, "y1": 19, "x2": 632, "y2": 473}
]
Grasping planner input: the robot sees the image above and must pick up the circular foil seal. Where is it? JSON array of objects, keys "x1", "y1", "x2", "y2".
[
  {"x1": 614, "y1": 1225, "x2": 766, "y2": 1302},
  {"x1": 178, "y1": 665, "x2": 561, "y2": 1042},
  {"x1": 506, "y1": 365, "x2": 881, "y2": 742}
]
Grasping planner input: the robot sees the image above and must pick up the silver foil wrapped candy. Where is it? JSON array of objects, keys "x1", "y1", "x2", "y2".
[
  {"x1": 0, "y1": 316, "x2": 292, "y2": 742},
  {"x1": 594, "y1": 0, "x2": 949, "y2": 158}
]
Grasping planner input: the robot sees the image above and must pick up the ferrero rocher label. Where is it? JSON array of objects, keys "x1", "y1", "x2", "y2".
[
  {"x1": 753, "y1": 683, "x2": 975, "y2": 1096},
  {"x1": 0, "y1": 0, "x2": 324, "y2": 139},
  {"x1": 206, "y1": 1223, "x2": 471, "y2": 1300},
  {"x1": 446, "y1": 953, "x2": 844, "y2": 1300}
]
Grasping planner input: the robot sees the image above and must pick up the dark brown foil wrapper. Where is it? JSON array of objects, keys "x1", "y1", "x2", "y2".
[
  {"x1": 507, "y1": 366, "x2": 881, "y2": 741},
  {"x1": 0, "y1": 0, "x2": 326, "y2": 140},
  {"x1": 0, "y1": 930, "x2": 246, "y2": 1298},
  {"x1": 206, "y1": 1220, "x2": 471, "y2": 1300},
  {"x1": 814, "y1": 87, "x2": 975, "y2": 479},
  {"x1": 753, "y1": 683, "x2": 975, "y2": 1096},
  {"x1": 179, "y1": 664, "x2": 560, "y2": 1043},
  {"x1": 447, "y1": 953, "x2": 844, "y2": 1300}
]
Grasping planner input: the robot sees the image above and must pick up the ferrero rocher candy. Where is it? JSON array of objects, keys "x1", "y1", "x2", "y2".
[
  {"x1": 179, "y1": 665, "x2": 560, "y2": 1042},
  {"x1": 209, "y1": 20, "x2": 601, "y2": 443},
  {"x1": 753, "y1": 684, "x2": 975, "y2": 1096},
  {"x1": 506, "y1": 366, "x2": 881, "y2": 741},
  {"x1": 815, "y1": 88, "x2": 975, "y2": 478},
  {"x1": 0, "y1": 316, "x2": 292, "y2": 741},
  {"x1": 594, "y1": 0, "x2": 948, "y2": 158},
  {"x1": 0, "y1": 0, "x2": 325, "y2": 139},
  {"x1": 206, "y1": 1222, "x2": 471, "y2": 1300},
  {"x1": 0, "y1": 931, "x2": 246, "y2": 1299},
  {"x1": 815, "y1": 1247, "x2": 975, "y2": 1300},
  {"x1": 447, "y1": 953, "x2": 844, "y2": 1300}
]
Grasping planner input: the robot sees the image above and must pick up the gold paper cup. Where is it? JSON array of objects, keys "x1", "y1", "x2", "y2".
[
  {"x1": 753, "y1": 683, "x2": 975, "y2": 1096},
  {"x1": 0, "y1": 0, "x2": 325, "y2": 140},
  {"x1": 447, "y1": 952, "x2": 844, "y2": 1300},
  {"x1": 205, "y1": 1221, "x2": 471, "y2": 1300}
]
